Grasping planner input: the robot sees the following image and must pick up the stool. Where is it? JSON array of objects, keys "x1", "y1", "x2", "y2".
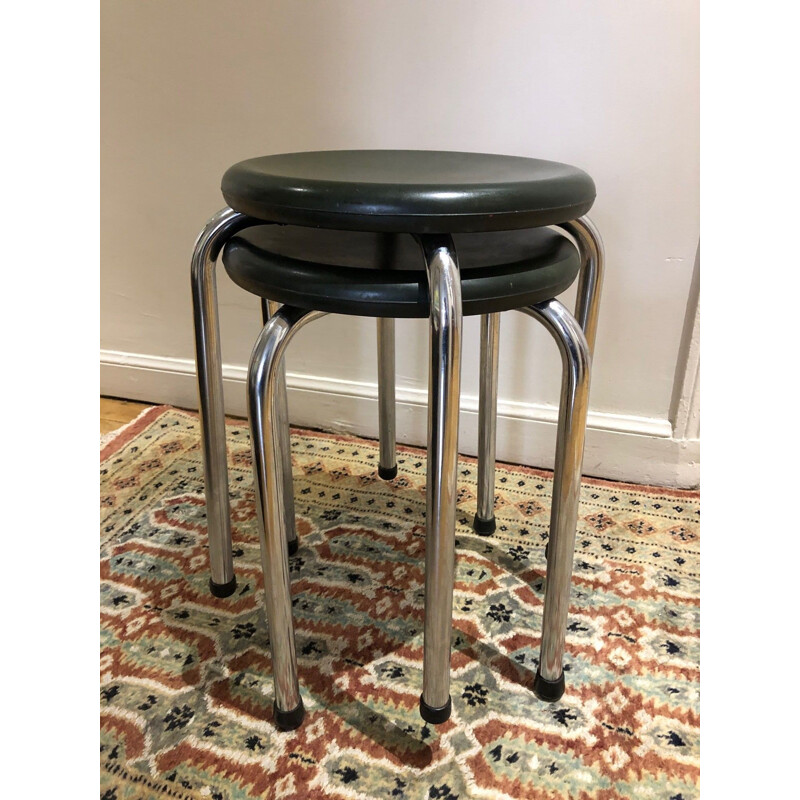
[{"x1": 189, "y1": 150, "x2": 604, "y2": 730}]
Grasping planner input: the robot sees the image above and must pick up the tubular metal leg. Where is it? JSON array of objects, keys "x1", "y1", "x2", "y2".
[
  {"x1": 377, "y1": 318, "x2": 397, "y2": 480},
  {"x1": 542, "y1": 216, "x2": 604, "y2": 563},
  {"x1": 248, "y1": 306, "x2": 325, "y2": 731},
  {"x1": 474, "y1": 313, "x2": 500, "y2": 535},
  {"x1": 559, "y1": 216, "x2": 605, "y2": 356},
  {"x1": 520, "y1": 301, "x2": 591, "y2": 702},
  {"x1": 471, "y1": 216, "x2": 602, "y2": 544},
  {"x1": 263, "y1": 300, "x2": 298, "y2": 555},
  {"x1": 191, "y1": 207, "x2": 260, "y2": 598},
  {"x1": 417, "y1": 236, "x2": 463, "y2": 724}
]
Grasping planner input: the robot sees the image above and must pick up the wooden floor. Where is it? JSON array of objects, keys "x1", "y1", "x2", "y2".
[{"x1": 100, "y1": 397, "x2": 154, "y2": 435}]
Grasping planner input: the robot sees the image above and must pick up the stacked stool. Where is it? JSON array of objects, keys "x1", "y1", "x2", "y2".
[{"x1": 190, "y1": 150, "x2": 604, "y2": 729}]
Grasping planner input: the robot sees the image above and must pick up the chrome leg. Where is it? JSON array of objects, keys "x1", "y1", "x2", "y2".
[
  {"x1": 543, "y1": 217, "x2": 603, "y2": 566},
  {"x1": 377, "y1": 317, "x2": 397, "y2": 480},
  {"x1": 559, "y1": 216, "x2": 605, "y2": 356},
  {"x1": 248, "y1": 306, "x2": 325, "y2": 730},
  {"x1": 417, "y1": 236, "x2": 463, "y2": 724},
  {"x1": 264, "y1": 300, "x2": 298, "y2": 555},
  {"x1": 474, "y1": 313, "x2": 501, "y2": 535},
  {"x1": 191, "y1": 207, "x2": 260, "y2": 598},
  {"x1": 520, "y1": 300, "x2": 591, "y2": 702}
]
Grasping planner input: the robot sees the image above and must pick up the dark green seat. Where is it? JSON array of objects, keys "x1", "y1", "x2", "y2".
[
  {"x1": 222, "y1": 150, "x2": 595, "y2": 233},
  {"x1": 222, "y1": 225, "x2": 581, "y2": 318}
]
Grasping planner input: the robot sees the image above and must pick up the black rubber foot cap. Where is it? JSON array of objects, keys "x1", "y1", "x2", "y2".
[
  {"x1": 533, "y1": 670, "x2": 565, "y2": 703},
  {"x1": 379, "y1": 464, "x2": 398, "y2": 481},
  {"x1": 209, "y1": 576, "x2": 237, "y2": 598},
  {"x1": 288, "y1": 538, "x2": 299, "y2": 556},
  {"x1": 274, "y1": 699, "x2": 305, "y2": 731},
  {"x1": 473, "y1": 514, "x2": 496, "y2": 536},
  {"x1": 419, "y1": 695, "x2": 452, "y2": 724}
]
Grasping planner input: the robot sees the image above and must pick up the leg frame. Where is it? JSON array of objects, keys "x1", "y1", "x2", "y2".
[
  {"x1": 473, "y1": 215, "x2": 604, "y2": 541},
  {"x1": 191, "y1": 207, "x2": 261, "y2": 597},
  {"x1": 520, "y1": 300, "x2": 591, "y2": 702},
  {"x1": 248, "y1": 305, "x2": 326, "y2": 730},
  {"x1": 417, "y1": 235, "x2": 463, "y2": 724},
  {"x1": 193, "y1": 208, "x2": 405, "y2": 596}
]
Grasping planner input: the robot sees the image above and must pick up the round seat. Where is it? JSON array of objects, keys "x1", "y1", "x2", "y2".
[
  {"x1": 222, "y1": 225, "x2": 581, "y2": 318},
  {"x1": 221, "y1": 150, "x2": 595, "y2": 233}
]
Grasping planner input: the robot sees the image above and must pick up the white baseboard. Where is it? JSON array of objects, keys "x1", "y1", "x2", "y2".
[{"x1": 101, "y1": 349, "x2": 699, "y2": 488}]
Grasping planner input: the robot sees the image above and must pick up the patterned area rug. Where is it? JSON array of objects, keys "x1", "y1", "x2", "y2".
[{"x1": 100, "y1": 406, "x2": 699, "y2": 800}]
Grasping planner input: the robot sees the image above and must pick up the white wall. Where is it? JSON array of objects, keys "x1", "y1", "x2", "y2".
[{"x1": 101, "y1": 0, "x2": 699, "y2": 487}]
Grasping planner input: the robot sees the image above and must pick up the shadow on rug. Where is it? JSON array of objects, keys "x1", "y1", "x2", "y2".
[{"x1": 100, "y1": 406, "x2": 699, "y2": 799}]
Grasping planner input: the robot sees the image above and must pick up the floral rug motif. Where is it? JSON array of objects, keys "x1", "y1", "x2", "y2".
[{"x1": 100, "y1": 406, "x2": 699, "y2": 799}]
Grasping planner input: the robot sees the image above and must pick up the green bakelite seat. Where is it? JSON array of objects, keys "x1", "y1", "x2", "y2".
[{"x1": 222, "y1": 149, "x2": 595, "y2": 233}]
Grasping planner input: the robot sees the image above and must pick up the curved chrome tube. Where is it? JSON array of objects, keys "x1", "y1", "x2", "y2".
[
  {"x1": 559, "y1": 215, "x2": 605, "y2": 355},
  {"x1": 264, "y1": 300, "x2": 297, "y2": 551},
  {"x1": 473, "y1": 216, "x2": 602, "y2": 536},
  {"x1": 248, "y1": 306, "x2": 326, "y2": 725},
  {"x1": 191, "y1": 207, "x2": 262, "y2": 593},
  {"x1": 520, "y1": 300, "x2": 591, "y2": 690},
  {"x1": 416, "y1": 235, "x2": 463, "y2": 722}
]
